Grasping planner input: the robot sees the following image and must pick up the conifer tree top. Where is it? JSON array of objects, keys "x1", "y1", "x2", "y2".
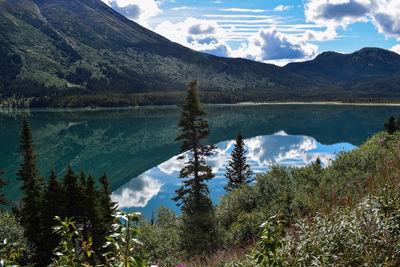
[{"x1": 225, "y1": 131, "x2": 253, "y2": 191}]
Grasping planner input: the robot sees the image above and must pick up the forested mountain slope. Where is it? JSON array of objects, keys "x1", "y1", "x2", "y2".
[
  {"x1": 1, "y1": 0, "x2": 400, "y2": 106},
  {"x1": 0, "y1": 0, "x2": 325, "y2": 106}
]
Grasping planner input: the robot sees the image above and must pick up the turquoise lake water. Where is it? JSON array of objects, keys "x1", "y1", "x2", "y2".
[{"x1": 0, "y1": 104, "x2": 398, "y2": 216}]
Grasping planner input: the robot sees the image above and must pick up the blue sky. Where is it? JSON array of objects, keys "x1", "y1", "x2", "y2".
[{"x1": 101, "y1": 0, "x2": 400, "y2": 66}]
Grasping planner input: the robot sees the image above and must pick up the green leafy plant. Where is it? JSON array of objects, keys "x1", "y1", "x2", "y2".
[
  {"x1": 0, "y1": 239, "x2": 24, "y2": 267},
  {"x1": 103, "y1": 211, "x2": 145, "y2": 267},
  {"x1": 253, "y1": 215, "x2": 286, "y2": 267},
  {"x1": 51, "y1": 216, "x2": 93, "y2": 267}
]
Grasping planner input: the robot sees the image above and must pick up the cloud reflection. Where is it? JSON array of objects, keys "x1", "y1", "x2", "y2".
[
  {"x1": 113, "y1": 131, "x2": 356, "y2": 210},
  {"x1": 246, "y1": 131, "x2": 318, "y2": 167},
  {"x1": 112, "y1": 174, "x2": 163, "y2": 208},
  {"x1": 158, "y1": 155, "x2": 184, "y2": 175}
]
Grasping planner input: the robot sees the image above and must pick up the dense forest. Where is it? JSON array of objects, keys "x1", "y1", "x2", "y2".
[{"x1": 1, "y1": 82, "x2": 400, "y2": 266}]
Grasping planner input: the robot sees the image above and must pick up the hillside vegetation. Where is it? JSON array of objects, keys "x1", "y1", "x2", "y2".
[
  {"x1": 2, "y1": 0, "x2": 400, "y2": 107},
  {"x1": 0, "y1": 0, "x2": 324, "y2": 107}
]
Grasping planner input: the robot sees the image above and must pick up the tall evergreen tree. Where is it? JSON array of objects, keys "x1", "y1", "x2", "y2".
[
  {"x1": 79, "y1": 169, "x2": 89, "y2": 239},
  {"x1": 80, "y1": 169, "x2": 87, "y2": 189},
  {"x1": 84, "y1": 173, "x2": 99, "y2": 240},
  {"x1": 40, "y1": 168, "x2": 64, "y2": 265},
  {"x1": 0, "y1": 167, "x2": 10, "y2": 207},
  {"x1": 16, "y1": 116, "x2": 42, "y2": 259},
  {"x1": 63, "y1": 164, "x2": 81, "y2": 219},
  {"x1": 172, "y1": 80, "x2": 216, "y2": 253},
  {"x1": 81, "y1": 172, "x2": 103, "y2": 263},
  {"x1": 224, "y1": 131, "x2": 253, "y2": 191},
  {"x1": 384, "y1": 115, "x2": 397, "y2": 134},
  {"x1": 97, "y1": 172, "x2": 116, "y2": 258}
]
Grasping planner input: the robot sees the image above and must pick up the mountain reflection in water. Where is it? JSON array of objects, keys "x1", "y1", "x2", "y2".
[{"x1": 112, "y1": 131, "x2": 356, "y2": 216}]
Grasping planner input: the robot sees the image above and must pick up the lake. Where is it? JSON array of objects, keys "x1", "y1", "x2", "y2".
[{"x1": 0, "y1": 104, "x2": 398, "y2": 217}]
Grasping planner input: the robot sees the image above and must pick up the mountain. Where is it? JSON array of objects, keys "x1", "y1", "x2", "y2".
[
  {"x1": 0, "y1": 0, "x2": 400, "y2": 107},
  {"x1": 284, "y1": 48, "x2": 400, "y2": 86},
  {"x1": 284, "y1": 47, "x2": 400, "y2": 101},
  {"x1": 0, "y1": 0, "x2": 329, "y2": 107}
]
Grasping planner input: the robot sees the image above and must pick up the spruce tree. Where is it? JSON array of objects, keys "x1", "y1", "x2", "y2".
[
  {"x1": 384, "y1": 115, "x2": 397, "y2": 134},
  {"x1": 98, "y1": 172, "x2": 115, "y2": 226},
  {"x1": 63, "y1": 164, "x2": 81, "y2": 219},
  {"x1": 16, "y1": 116, "x2": 42, "y2": 258},
  {"x1": 224, "y1": 131, "x2": 253, "y2": 191},
  {"x1": 40, "y1": 168, "x2": 64, "y2": 264},
  {"x1": 172, "y1": 80, "x2": 216, "y2": 253},
  {"x1": 79, "y1": 169, "x2": 89, "y2": 239},
  {"x1": 80, "y1": 169, "x2": 87, "y2": 189},
  {"x1": 97, "y1": 172, "x2": 116, "y2": 257},
  {"x1": 84, "y1": 173, "x2": 99, "y2": 246}
]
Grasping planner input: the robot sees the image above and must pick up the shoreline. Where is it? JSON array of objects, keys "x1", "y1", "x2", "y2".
[
  {"x1": 2, "y1": 101, "x2": 400, "y2": 111},
  {"x1": 234, "y1": 101, "x2": 400, "y2": 106}
]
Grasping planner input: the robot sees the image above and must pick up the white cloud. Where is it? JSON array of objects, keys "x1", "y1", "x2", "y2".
[
  {"x1": 171, "y1": 6, "x2": 191, "y2": 11},
  {"x1": 390, "y1": 44, "x2": 400, "y2": 54},
  {"x1": 231, "y1": 28, "x2": 318, "y2": 65},
  {"x1": 274, "y1": 5, "x2": 294, "y2": 12},
  {"x1": 112, "y1": 174, "x2": 163, "y2": 208},
  {"x1": 371, "y1": 0, "x2": 400, "y2": 39},
  {"x1": 154, "y1": 17, "x2": 231, "y2": 57},
  {"x1": 305, "y1": 0, "x2": 400, "y2": 40},
  {"x1": 305, "y1": 0, "x2": 370, "y2": 28},
  {"x1": 204, "y1": 14, "x2": 279, "y2": 19},
  {"x1": 102, "y1": 0, "x2": 162, "y2": 26},
  {"x1": 219, "y1": 8, "x2": 268, "y2": 13},
  {"x1": 304, "y1": 27, "x2": 338, "y2": 41}
]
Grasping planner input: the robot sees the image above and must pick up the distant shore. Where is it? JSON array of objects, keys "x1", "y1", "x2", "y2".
[
  {"x1": 234, "y1": 101, "x2": 400, "y2": 106},
  {"x1": 2, "y1": 101, "x2": 400, "y2": 111}
]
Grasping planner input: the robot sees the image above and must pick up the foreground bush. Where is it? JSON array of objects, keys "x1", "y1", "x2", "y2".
[
  {"x1": 244, "y1": 139, "x2": 400, "y2": 266},
  {"x1": 279, "y1": 194, "x2": 400, "y2": 266},
  {"x1": 0, "y1": 210, "x2": 33, "y2": 264},
  {"x1": 0, "y1": 211, "x2": 145, "y2": 267}
]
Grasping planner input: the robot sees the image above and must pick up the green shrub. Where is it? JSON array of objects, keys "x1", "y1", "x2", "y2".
[
  {"x1": 0, "y1": 210, "x2": 33, "y2": 263},
  {"x1": 278, "y1": 195, "x2": 400, "y2": 266},
  {"x1": 137, "y1": 207, "x2": 184, "y2": 266}
]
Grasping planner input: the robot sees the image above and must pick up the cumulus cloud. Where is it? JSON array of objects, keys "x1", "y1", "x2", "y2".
[
  {"x1": 305, "y1": 0, "x2": 400, "y2": 39},
  {"x1": 372, "y1": 0, "x2": 400, "y2": 38},
  {"x1": 188, "y1": 24, "x2": 216, "y2": 35},
  {"x1": 102, "y1": 0, "x2": 161, "y2": 25},
  {"x1": 274, "y1": 5, "x2": 294, "y2": 12},
  {"x1": 304, "y1": 27, "x2": 338, "y2": 41},
  {"x1": 305, "y1": 0, "x2": 370, "y2": 28},
  {"x1": 232, "y1": 28, "x2": 317, "y2": 64},
  {"x1": 112, "y1": 174, "x2": 163, "y2": 208},
  {"x1": 390, "y1": 44, "x2": 400, "y2": 54},
  {"x1": 154, "y1": 18, "x2": 231, "y2": 57}
]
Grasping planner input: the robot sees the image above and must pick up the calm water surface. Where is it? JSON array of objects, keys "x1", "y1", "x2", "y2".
[{"x1": 0, "y1": 104, "x2": 398, "y2": 216}]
